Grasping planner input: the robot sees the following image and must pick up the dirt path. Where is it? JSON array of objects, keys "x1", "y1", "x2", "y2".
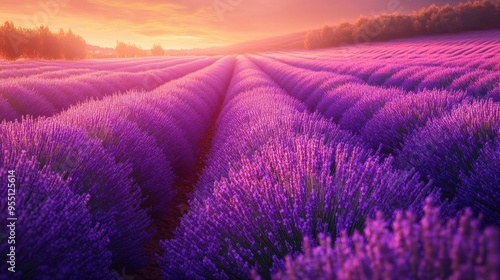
[
  {"x1": 133, "y1": 58, "x2": 235, "y2": 280},
  {"x1": 133, "y1": 110, "x2": 220, "y2": 280}
]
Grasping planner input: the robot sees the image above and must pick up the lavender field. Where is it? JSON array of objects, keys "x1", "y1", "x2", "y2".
[{"x1": 1, "y1": 30, "x2": 500, "y2": 279}]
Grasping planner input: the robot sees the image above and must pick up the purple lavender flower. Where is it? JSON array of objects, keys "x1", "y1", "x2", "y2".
[
  {"x1": 0, "y1": 95, "x2": 20, "y2": 122},
  {"x1": 0, "y1": 119, "x2": 154, "y2": 270},
  {"x1": 0, "y1": 153, "x2": 113, "y2": 280},
  {"x1": 361, "y1": 89, "x2": 467, "y2": 154},
  {"x1": 267, "y1": 198, "x2": 500, "y2": 280},
  {"x1": 338, "y1": 86, "x2": 402, "y2": 133},
  {"x1": 458, "y1": 141, "x2": 500, "y2": 224},
  {"x1": 0, "y1": 82, "x2": 56, "y2": 118},
  {"x1": 398, "y1": 100, "x2": 500, "y2": 198},
  {"x1": 56, "y1": 106, "x2": 176, "y2": 218}
]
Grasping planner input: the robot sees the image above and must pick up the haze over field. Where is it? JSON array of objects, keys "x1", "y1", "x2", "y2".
[{"x1": 2, "y1": 0, "x2": 466, "y2": 49}]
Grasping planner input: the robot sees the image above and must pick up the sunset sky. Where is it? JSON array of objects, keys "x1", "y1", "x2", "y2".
[{"x1": 1, "y1": 0, "x2": 464, "y2": 49}]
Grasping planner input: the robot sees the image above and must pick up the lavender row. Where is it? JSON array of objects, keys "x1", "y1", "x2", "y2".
[
  {"x1": 0, "y1": 56, "x2": 234, "y2": 277},
  {"x1": 360, "y1": 89, "x2": 468, "y2": 154},
  {"x1": 0, "y1": 56, "x2": 199, "y2": 79},
  {"x1": 398, "y1": 100, "x2": 500, "y2": 223},
  {"x1": 25, "y1": 57, "x2": 201, "y2": 80},
  {"x1": 253, "y1": 53, "x2": 500, "y2": 222},
  {"x1": 54, "y1": 56, "x2": 234, "y2": 214},
  {"x1": 159, "y1": 57, "x2": 435, "y2": 279},
  {"x1": 280, "y1": 30, "x2": 500, "y2": 71},
  {"x1": 249, "y1": 54, "x2": 405, "y2": 119},
  {"x1": 1, "y1": 119, "x2": 153, "y2": 270},
  {"x1": 260, "y1": 54, "x2": 500, "y2": 98},
  {"x1": 0, "y1": 57, "x2": 217, "y2": 121},
  {"x1": 0, "y1": 56, "x2": 199, "y2": 80},
  {"x1": 249, "y1": 55, "x2": 481, "y2": 161},
  {"x1": 193, "y1": 56, "x2": 308, "y2": 193},
  {"x1": 0, "y1": 155, "x2": 113, "y2": 280},
  {"x1": 263, "y1": 198, "x2": 500, "y2": 280}
]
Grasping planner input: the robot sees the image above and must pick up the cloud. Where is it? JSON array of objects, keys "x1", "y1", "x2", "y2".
[{"x1": 0, "y1": 0, "x2": 468, "y2": 49}]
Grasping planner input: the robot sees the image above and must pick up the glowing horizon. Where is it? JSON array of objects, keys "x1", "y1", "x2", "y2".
[{"x1": 1, "y1": 0, "x2": 465, "y2": 50}]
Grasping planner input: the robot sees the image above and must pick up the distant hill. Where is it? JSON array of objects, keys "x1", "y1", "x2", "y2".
[
  {"x1": 84, "y1": 31, "x2": 306, "y2": 58},
  {"x1": 165, "y1": 31, "x2": 306, "y2": 56}
]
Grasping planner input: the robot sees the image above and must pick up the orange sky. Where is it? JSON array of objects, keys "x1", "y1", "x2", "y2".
[{"x1": 1, "y1": 0, "x2": 463, "y2": 49}]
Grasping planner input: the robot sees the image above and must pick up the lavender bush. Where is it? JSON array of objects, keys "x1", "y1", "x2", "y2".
[
  {"x1": 265, "y1": 198, "x2": 500, "y2": 280},
  {"x1": 0, "y1": 153, "x2": 113, "y2": 280},
  {"x1": 398, "y1": 100, "x2": 500, "y2": 198},
  {"x1": 160, "y1": 122, "x2": 433, "y2": 279},
  {"x1": 338, "y1": 86, "x2": 401, "y2": 133},
  {"x1": 361, "y1": 89, "x2": 468, "y2": 154},
  {"x1": 0, "y1": 82, "x2": 56, "y2": 120},
  {"x1": 458, "y1": 141, "x2": 500, "y2": 224},
  {"x1": 0, "y1": 119, "x2": 153, "y2": 270},
  {"x1": 56, "y1": 106, "x2": 176, "y2": 218}
]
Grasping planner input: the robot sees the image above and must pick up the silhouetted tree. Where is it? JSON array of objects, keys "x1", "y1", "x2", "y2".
[
  {"x1": 0, "y1": 21, "x2": 24, "y2": 60},
  {"x1": 304, "y1": 30, "x2": 324, "y2": 49},
  {"x1": 61, "y1": 29, "x2": 86, "y2": 60},
  {"x1": 115, "y1": 41, "x2": 147, "y2": 58},
  {"x1": 151, "y1": 44, "x2": 165, "y2": 56},
  {"x1": 39, "y1": 26, "x2": 61, "y2": 59},
  {"x1": 0, "y1": 22, "x2": 86, "y2": 60}
]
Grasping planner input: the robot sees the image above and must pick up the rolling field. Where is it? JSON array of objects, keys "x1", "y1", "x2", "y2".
[{"x1": 1, "y1": 30, "x2": 499, "y2": 279}]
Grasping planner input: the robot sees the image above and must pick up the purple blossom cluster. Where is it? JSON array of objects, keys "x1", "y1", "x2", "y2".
[
  {"x1": 264, "y1": 198, "x2": 500, "y2": 280},
  {"x1": 398, "y1": 101, "x2": 500, "y2": 198},
  {"x1": 397, "y1": 100, "x2": 500, "y2": 224},
  {"x1": 458, "y1": 141, "x2": 500, "y2": 224},
  {"x1": 0, "y1": 152, "x2": 113, "y2": 280},
  {"x1": 0, "y1": 119, "x2": 153, "y2": 269},
  {"x1": 158, "y1": 57, "x2": 434, "y2": 279},
  {"x1": 361, "y1": 89, "x2": 468, "y2": 154}
]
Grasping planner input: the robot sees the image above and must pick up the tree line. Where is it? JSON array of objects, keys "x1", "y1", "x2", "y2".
[
  {"x1": 305, "y1": 0, "x2": 500, "y2": 49},
  {"x1": 114, "y1": 42, "x2": 165, "y2": 58},
  {"x1": 0, "y1": 21, "x2": 167, "y2": 60},
  {"x1": 0, "y1": 21, "x2": 86, "y2": 60}
]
